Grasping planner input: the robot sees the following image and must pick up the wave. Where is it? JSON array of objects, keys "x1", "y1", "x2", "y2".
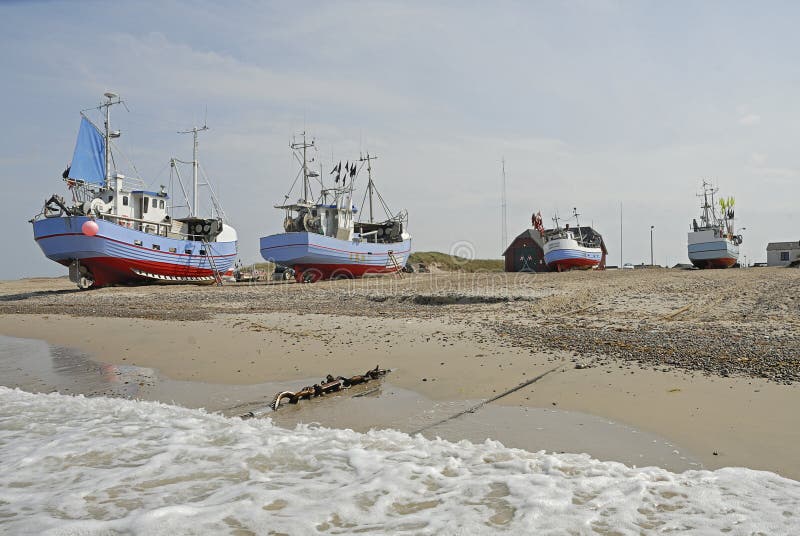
[{"x1": 1, "y1": 387, "x2": 798, "y2": 534}]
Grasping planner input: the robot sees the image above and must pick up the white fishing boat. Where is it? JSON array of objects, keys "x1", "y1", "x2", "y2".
[{"x1": 688, "y1": 181, "x2": 742, "y2": 269}]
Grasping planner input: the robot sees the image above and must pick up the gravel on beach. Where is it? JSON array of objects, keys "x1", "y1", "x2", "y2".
[{"x1": 2, "y1": 268, "x2": 798, "y2": 383}]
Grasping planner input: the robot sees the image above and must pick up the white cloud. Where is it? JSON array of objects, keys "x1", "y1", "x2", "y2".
[{"x1": 56, "y1": 32, "x2": 418, "y2": 117}]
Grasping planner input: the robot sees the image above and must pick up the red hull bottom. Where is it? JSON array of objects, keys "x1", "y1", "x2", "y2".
[
  {"x1": 293, "y1": 263, "x2": 400, "y2": 283},
  {"x1": 547, "y1": 258, "x2": 600, "y2": 272},
  {"x1": 690, "y1": 257, "x2": 737, "y2": 269},
  {"x1": 61, "y1": 256, "x2": 217, "y2": 287}
]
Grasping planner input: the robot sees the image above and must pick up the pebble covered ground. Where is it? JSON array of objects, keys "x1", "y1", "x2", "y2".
[{"x1": 2, "y1": 267, "x2": 798, "y2": 383}]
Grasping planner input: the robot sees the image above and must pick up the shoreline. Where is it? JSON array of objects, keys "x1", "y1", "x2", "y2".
[
  {"x1": 2, "y1": 307, "x2": 798, "y2": 480},
  {"x1": 0, "y1": 333, "x2": 703, "y2": 473},
  {"x1": 1, "y1": 271, "x2": 798, "y2": 480}
]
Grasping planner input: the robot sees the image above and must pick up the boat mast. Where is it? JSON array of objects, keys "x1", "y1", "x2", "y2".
[
  {"x1": 179, "y1": 124, "x2": 208, "y2": 217},
  {"x1": 699, "y1": 179, "x2": 718, "y2": 229},
  {"x1": 100, "y1": 92, "x2": 122, "y2": 188},
  {"x1": 359, "y1": 153, "x2": 378, "y2": 223},
  {"x1": 292, "y1": 132, "x2": 315, "y2": 203},
  {"x1": 573, "y1": 207, "x2": 584, "y2": 243}
]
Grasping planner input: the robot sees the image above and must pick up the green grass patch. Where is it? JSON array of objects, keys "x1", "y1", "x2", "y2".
[{"x1": 408, "y1": 251, "x2": 504, "y2": 272}]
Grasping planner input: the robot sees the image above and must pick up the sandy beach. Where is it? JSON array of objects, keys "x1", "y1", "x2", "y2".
[{"x1": 1, "y1": 268, "x2": 798, "y2": 480}]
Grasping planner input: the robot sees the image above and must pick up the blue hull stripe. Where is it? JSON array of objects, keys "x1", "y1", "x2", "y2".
[
  {"x1": 260, "y1": 232, "x2": 411, "y2": 268},
  {"x1": 33, "y1": 217, "x2": 237, "y2": 272}
]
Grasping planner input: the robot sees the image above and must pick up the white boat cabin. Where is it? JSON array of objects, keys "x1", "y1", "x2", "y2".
[{"x1": 282, "y1": 202, "x2": 357, "y2": 241}]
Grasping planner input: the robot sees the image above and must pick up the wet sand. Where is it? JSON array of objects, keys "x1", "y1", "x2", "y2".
[
  {"x1": 0, "y1": 334, "x2": 702, "y2": 473},
  {"x1": 0, "y1": 270, "x2": 798, "y2": 479}
]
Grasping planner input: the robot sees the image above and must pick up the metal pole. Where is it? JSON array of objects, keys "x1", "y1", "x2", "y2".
[
  {"x1": 619, "y1": 202, "x2": 622, "y2": 267},
  {"x1": 359, "y1": 153, "x2": 378, "y2": 223},
  {"x1": 104, "y1": 96, "x2": 111, "y2": 187},
  {"x1": 302, "y1": 132, "x2": 308, "y2": 202},
  {"x1": 500, "y1": 158, "x2": 508, "y2": 254},
  {"x1": 192, "y1": 129, "x2": 198, "y2": 217},
  {"x1": 368, "y1": 154, "x2": 374, "y2": 223},
  {"x1": 178, "y1": 125, "x2": 208, "y2": 218},
  {"x1": 650, "y1": 225, "x2": 654, "y2": 266},
  {"x1": 741, "y1": 227, "x2": 747, "y2": 268}
]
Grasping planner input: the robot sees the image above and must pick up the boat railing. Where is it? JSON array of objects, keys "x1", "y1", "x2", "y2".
[
  {"x1": 355, "y1": 230, "x2": 379, "y2": 243},
  {"x1": 98, "y1": 213, "x2": 172, "y2": 237}
]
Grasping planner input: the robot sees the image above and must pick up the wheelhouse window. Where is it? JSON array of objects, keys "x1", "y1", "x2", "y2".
[
  {"x1": 151, "y1": 198, "x2": 157, "y2": 209},
  {"x1": 143, "y1": 198, "x2": 148, "y2": 214},
  {"x1": 122, "y1": 196, "x2": 129, "y2": 206},
  {"x1": 159, "y1": 199, "x2": 165, "y2": 209},
  {"x1": 781, "y1": 252, "x2": 790, "y2": 261}
]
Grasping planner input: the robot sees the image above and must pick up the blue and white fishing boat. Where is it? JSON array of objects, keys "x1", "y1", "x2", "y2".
[
  {"x1": 687, "y1": 181, "x2": 742, "y2": 269},
  {"x1": 260, "y1": 134, "x2": 410, "y2": 282},
  {"x1": 31, "y1": 92, "x2": 237, "y2": 289}
]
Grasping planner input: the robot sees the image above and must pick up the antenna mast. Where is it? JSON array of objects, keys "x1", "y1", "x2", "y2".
[
  {"x1": 619, "y1": 202, "x2": 623, "y2": 267},
  {"x1": 178, "y1": 124, "x2": 209, "y2": 217},
  {"x1": 501, "y1": 158, "x2": 508, "y2": 253},
  {"x1": 359, "y1": 153, "x2": 378, "y2": 223}
]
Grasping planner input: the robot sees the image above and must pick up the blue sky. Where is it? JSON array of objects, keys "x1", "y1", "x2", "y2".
[{"x1": 1, "y1": 0, "x2": 798, "y2": 279}]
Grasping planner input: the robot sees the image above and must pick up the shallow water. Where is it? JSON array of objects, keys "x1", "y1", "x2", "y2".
[
  {"x1": 1, "y1": 335, "x2": 799, "y2": 533},
  {"x1": 0, "y1": 335, "x2": 701, "y2": 472},
  {"x1": 1, "y1": 387, "x2": 799, "y2": 534}
]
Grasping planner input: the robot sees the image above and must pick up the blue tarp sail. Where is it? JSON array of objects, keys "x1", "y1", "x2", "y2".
[{"x1": 68, "y1": 117, "x2": 106, "y2": 185}]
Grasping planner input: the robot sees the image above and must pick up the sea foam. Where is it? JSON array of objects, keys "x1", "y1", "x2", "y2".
[{"x1": 0, "y1": 386, "x2": 798, "y2": 534}]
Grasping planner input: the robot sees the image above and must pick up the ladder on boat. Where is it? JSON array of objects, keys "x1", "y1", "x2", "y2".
[
  {"x1": 202, "y1": 240, "x2": 224, "y2": 286},
  {"x1": 388, "y1": 251, "x2": 404, "y2": 278}
]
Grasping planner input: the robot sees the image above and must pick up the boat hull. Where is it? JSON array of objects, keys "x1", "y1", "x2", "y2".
[
  {"x1": 33, "y1": 216, "x2": 237, "y2": 287},
  {"x1": 544, "y1": 238, "x2": 602, "y2": 271},
  {"x1": 687, "y1": 232, "x2": 738, "y2": 269},
  {"x1": 260, "y1": 231, "x2": 411, "y2": 281}
]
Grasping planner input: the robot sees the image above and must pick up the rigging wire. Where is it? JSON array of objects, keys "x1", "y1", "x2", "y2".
[
  {"x1": 198, "y1": 162, "x2": 227, "y2": 222},
  {"x1": 283, "y1": 168, "x2": 303, "y2": 203},
  {"x1": 356, "y1": 184, "x2": 369, "y2": 224},
  {"x1": 107, "y1": 139, "x2": 146, "y2": 189},
  {"x1": 170, "y1": 163, "x2": 192, "y2": 215}
]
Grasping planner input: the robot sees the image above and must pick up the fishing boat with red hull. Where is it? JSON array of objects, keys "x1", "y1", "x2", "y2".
[
  {"x1": 535, "y1": 209, "x2": 606, "y2": 272},
  {"x1": 260, "y1": 134, "x2": 410, "y2": 282},
  {"x1": 31, "y1": 92, "x2": 237, "y2": 289}
]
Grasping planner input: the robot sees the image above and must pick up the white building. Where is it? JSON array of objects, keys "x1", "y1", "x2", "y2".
[{"x1": 767, "y1": 241, "x2": 800, "y2": 267}]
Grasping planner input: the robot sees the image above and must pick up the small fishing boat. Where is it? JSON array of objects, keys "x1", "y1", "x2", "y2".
[
  {"x1": 30, "y1": 92, "x2": 238, "y2": 289},
  {"x1": 538, "y1": 209, "x2": 605, "y2": 271},
  {"x1": 259, "y1": 133, "x2": 410, "y2": 282},
  {"x1": 687, "y1": 180, "x2": 742, "y2": 269}
]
